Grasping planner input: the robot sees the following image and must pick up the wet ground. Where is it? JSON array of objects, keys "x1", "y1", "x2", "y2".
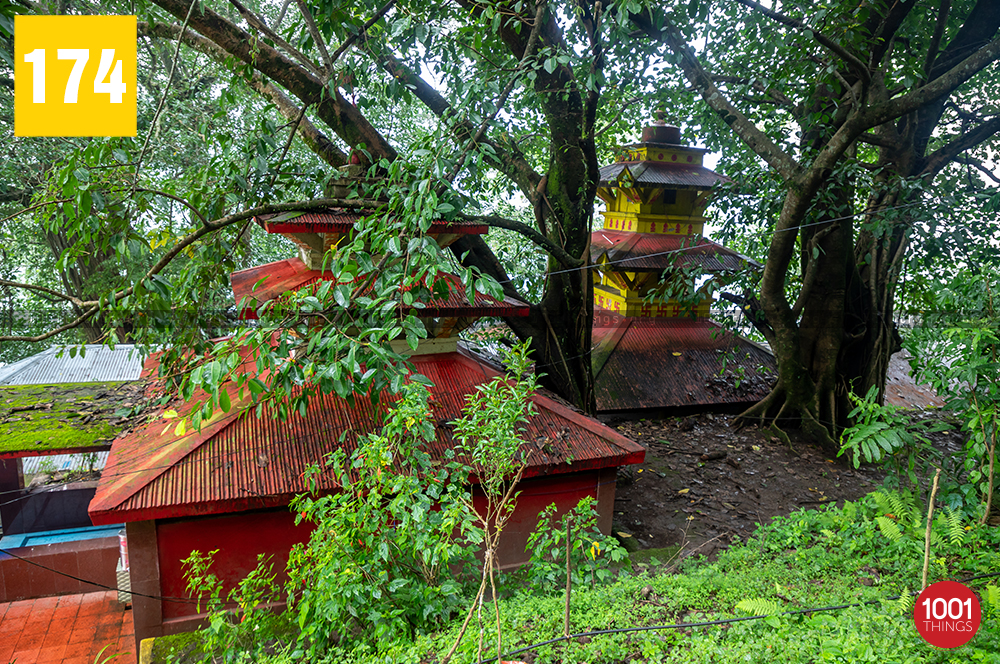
[{"x1": 610, "y1": 414, "x2": 889, "y2": 561}]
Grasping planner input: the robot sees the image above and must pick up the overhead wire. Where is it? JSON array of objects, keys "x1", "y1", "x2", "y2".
[
  {"x1": 0, "y1": 201, "x2": 942, "y2": 501},
  {"x1": 480, "y1": 570, "x2": 1000, "y2": 663}
]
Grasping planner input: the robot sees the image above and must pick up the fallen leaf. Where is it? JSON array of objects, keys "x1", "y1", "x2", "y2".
[{"x1": 677, "y1": 488, "x2": 690, "y2": 494}]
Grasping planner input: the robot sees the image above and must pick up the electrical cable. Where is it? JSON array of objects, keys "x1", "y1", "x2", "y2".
[{"x1": 479, "y1": 570, "x2": 1000, "y2": 663}]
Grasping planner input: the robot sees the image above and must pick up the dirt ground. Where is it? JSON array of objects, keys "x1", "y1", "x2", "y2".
[
  {"x1": 610, "y1": 413, "x2": 889, "y2": 562},
  {"x1": 607, "y1": 351, "x2": 963, "y2": 562}
]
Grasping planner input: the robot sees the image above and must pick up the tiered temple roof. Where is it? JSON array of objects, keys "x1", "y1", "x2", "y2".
[{"x1": 591, "y1": 117, "x2": 776, "y2": 413}]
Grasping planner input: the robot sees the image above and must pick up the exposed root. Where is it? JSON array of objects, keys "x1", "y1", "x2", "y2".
[
  {"x1": 800, "y1": 406, "x2": 838, "y2": 456},
  {"x1": 735, "y1": 383, "x2": 784, "y2": 428},
  {"x1": 766, "y1": 424, "x2": 791, "y2": 447}
]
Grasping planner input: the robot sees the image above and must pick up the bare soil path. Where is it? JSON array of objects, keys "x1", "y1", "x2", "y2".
[{"x1": 611, "y1": 414, "x2": 888, "y2": 562}]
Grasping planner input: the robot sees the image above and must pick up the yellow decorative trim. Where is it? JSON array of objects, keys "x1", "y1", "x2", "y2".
[{"x1": 595, "y1": 288, "x2": 712, "y2": 318}]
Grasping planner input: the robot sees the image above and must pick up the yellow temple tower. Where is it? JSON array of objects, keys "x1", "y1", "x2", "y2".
[{"x1": 591, "y1": 116, "x2": 776, "y2": 414}]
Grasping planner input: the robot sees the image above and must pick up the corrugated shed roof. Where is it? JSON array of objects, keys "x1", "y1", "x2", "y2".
[
  {"x1": 0, "y1": 345, "x2": 145, "y2": 385},
  {"x1": 89, "y1": 351, "x2": 644, "y2": 524},
  {"x1": 231, "y1": 258, "x2": 529, "y2": 319},
  {"x1": 256, "y1": 210, "x2": 487, "y2": 236},
  {"x1": 591, "y1": 312, "x2": 776, "y2": 413},
  {"x1": 591, "y1": 231, "x2": 761, "y2": 272},
  {"x1": 599, "y1": 162, "x2": 729, "y2": 189}
]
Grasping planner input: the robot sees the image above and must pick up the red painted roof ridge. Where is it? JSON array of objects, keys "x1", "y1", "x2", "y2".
[
  {"x1": 90, "y1": 381, "x2": 250, "y2": 522},
  {"x1": 91, "y1": 351, "x2": 645, "y2": 524},
  {"x1": 231, "y1": 259, "x2": 529, "y2": 319},
  {"x1": 255, "y1": 209, "x2": 487, "y2": 235}
]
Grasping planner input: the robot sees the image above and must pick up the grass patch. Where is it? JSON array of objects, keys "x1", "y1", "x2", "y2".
[
  {"x1": 338, "y1": 493, "x2": 1000, "y2": 663},
  {"x1": 148, "y1": 492, "x2": 1000, "y2": 663}
]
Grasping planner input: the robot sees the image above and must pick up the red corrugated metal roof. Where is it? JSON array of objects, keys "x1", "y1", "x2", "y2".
[
  {"x1": 89, "y1": 350, "x2": 644, "y2": 524},
  {"x1": 599, "y1": 162, "x2": 729, "y2": 189},
  {"x1": 231, "y1": 258, "x2": 529, "y2": 319},
  {"x1": 256, "y1": 210, "x2": 487, "y2": 235},
  {"x1": 591, "y1": 312, "x2": 776, "y2": 413},
  {"x1": 591, "y1": 231, "x2": 760, "y2": 272}
]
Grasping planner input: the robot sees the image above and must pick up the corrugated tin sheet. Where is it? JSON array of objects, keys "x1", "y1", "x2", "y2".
[
  {"x1": 0, "y1": 345, "x2": 145, "y2": 385},
  {"x1": 22, "y1": 451, "x2": 110, "y2": 474},
  {"x1": 257, "y1": 210, "x2": 487, "y2": 235},
  {"x1": 231, "y1": 258, "x2": 529, "y2": 319},
  {"x1": 89, "y1": 351, "x2": 644, "y2": 524},
  {"x1": 592, "y1": 312, "x2": 776, "y2": 413},
  {"x1": 591, "y1": 231, "x2": 761, "y2": 272},
  {"x1": 599, "y1": 162, "x2": 729, "y2": 189}
]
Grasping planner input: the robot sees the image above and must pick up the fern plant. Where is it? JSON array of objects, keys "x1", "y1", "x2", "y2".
[
  {"x1": 735, "y1": 598, "x2": 780, "y2": 616},
  {"x1": 838, "y1": 386, "x2": 947, "y2": 486}
]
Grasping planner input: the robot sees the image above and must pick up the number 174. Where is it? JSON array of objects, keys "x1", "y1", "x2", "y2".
[{"x1": 23, "y1": 48, "x2": 126, "y2": 104}]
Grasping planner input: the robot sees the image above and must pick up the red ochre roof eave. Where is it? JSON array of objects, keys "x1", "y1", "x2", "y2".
[
  {"x1": 591, "y1": 311, "x2": 777, "y2": 412},
  {"x1": 88, "y1": 351, "x2": 644, "y2": 525},
  {"x1": 598, "y1": 162, "x2": 731, "y2": 189},
  {"x1": 231, "y1": 258, "x2": 529, "y2": 319},
  {"x1": 255, "y1": 210, "x2": 487, "y2": 236},
  {"x1": 0, "y1": 443, "x2": 113, "y2": 460},
  {"x1": 591, "y1": 231, "x2": 762, "y2": 271},
  {"x1": 87, "y1": 379, "x2": 250, "y2": 521}
]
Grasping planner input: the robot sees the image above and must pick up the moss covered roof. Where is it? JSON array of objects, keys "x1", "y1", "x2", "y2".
[{"x1": 0, "y1": 382, "x2": 142, "y2": 458}]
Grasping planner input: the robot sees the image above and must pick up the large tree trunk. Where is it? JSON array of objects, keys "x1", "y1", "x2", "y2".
[{"x1": 738, "y1": 182, "x2": 854, "y2": 454}]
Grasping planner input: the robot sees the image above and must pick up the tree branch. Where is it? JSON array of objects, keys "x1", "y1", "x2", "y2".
[
  {"x1": 873, "y1": 36, "x2": 1000, "y2": 126},
  {"x1": 0, "y1": 307, "x2": 99, "y2": 344},
  {"x1": 151, "y1": 0, "x2": 396, "y2": 162},
  {"x1": 328, "y1": 0, "x2": 396, "y2": 65},
  {"x1": 76, "y1": 197, "x2": 386, "y2": 309},
  {"x1": 922, "y1": 115, "x2": 1000, "y2": 178},
  {"x1": 358, "y1": 38, "x2": 542, "y2": 196},
  {"x1": 293, "y1": 0, "x2": 334, "y2": 74},
  {"x1": 0, "y1": 280, "x2": 83, "y2": 306},
  {"x1": 138, "y1": 20, "x2": 348, "y2": 167},
  {"x1": 856, "y1": 131, "x2": 898, "y2": 149},
  {"x1": 923, "y1": 0, "x2": 952, "y2": 80},
  {"x1": 955, "y1": 155, "x2": 1000, "y2": 185},
  {"x1": 134, "y1": 187, "x2": 208, "y2": 226},
  {"x1": 225, "y1": 0, "x2": 323, "y2": 77},
  {"x1": 445, "y1": 0, "x2": 546, "y2": 185},
  {"x1": 734, "y1": 0, "x2": 870, "y2": 83},
  {"x1": 458, "y1": 213, "x2": 583, "y2": 269},
  {"x1": 632, "y1": 11, "x2": 801, "y2": 180}
]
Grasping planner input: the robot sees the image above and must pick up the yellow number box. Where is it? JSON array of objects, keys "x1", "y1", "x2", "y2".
[{"x1": 15, "y1": 15, "x2": 137, "y2": 137}]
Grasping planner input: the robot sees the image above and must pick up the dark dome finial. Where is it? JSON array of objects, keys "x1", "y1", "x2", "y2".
[{"x1": 642, "y1": 111, "x2": 682, "y2": 145}]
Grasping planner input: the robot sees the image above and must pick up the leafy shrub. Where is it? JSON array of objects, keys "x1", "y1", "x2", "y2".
[
  {"x1": 905, "y1": 269, "x2": 999, "y2": 519},
  {"x1": 519, "y1": 496, "x2": 627, "y2": 593},
  {"x1": 838, "y1": 384, "x2": 946, "y2": 482},
  {"x1": 181, "y1": 550, "x2": 288, "y2": 663},
  {"x1": 285, "y1": 381, "x2": 480, "y2": 652}
]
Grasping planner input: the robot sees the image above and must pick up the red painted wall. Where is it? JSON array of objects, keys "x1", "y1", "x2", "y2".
[
  {"x1": 472, "y1": 470, "x2": 609, "y2": 566},
  {"x1": 157, "y1": 508, "x2": 312, "y2": 621},
  {"x1": 152, "y1": 469, "x2": 614, "y2": 625}
]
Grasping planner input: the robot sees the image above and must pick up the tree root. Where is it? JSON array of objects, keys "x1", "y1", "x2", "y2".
[
  {"x1": 766, "y1": 423, "x2": 791, "y2": 447},
  {"x1": 735, "y1": 383, "x2": 785, "y2": 429}
]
